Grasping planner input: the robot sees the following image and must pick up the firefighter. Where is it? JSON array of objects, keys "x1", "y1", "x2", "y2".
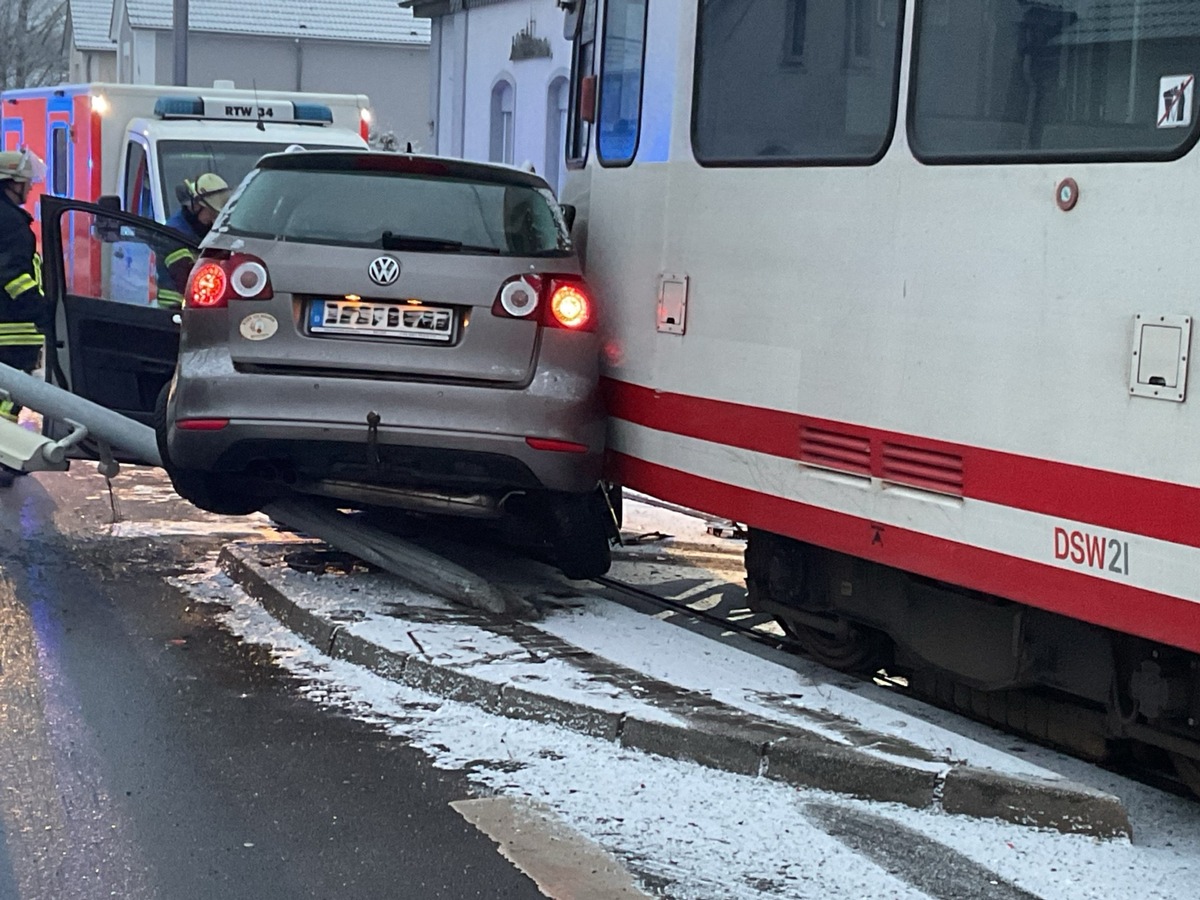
[
  {"x1": 157, "y1": 173, "x2": 231, "y2": 309},
  {"x1": 0, "y1": 149, "x2": 48, "y2": 488}
]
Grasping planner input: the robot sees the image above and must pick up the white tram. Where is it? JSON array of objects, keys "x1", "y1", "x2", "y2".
[{"x1": 563, "y1": 0, "x2": 1200, "y2": 781}]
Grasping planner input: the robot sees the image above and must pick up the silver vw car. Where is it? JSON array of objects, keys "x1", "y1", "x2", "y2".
[{"x1": 160, "y1": 151, "x2": 612, "y2": 578}]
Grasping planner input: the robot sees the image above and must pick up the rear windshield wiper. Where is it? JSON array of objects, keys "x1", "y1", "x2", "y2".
[{"x1": 381, "y1": 232, "x2": 500, "y2": 254}]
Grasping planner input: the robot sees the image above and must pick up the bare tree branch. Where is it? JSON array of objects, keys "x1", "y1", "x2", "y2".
[{"x1": 1, "y1": 0, "x2": 68, "y2": 90}]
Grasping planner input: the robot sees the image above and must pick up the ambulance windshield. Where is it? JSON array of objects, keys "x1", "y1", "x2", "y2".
[{"x1": 157, "y1": 140, "x2": 356, "y2": 219}]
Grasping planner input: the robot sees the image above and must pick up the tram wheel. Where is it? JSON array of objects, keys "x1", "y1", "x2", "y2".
[
  {"x1": 775, "y1": 615, "x2": 890, "y2": 674},
  {"x1": 1170, "y1": 752, "x2": 1200, "y2": 799}
]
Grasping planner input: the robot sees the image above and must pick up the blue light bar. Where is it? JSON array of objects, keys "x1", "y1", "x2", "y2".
[
  {"x1": 154, "y1": 96, "x2": 205, "y2": 118},
  {"x1": 292, "y1": 103, "x2": 334, "y2": 124}
]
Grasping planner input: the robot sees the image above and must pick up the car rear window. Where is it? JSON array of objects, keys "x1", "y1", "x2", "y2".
[{"x1": 221, "y1": 168, "x2": 570, "y2": 256}]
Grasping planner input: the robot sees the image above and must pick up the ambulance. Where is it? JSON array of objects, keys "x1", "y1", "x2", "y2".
[{"x1": 0, "y1": 81, "x2": 372, "y2": 222}]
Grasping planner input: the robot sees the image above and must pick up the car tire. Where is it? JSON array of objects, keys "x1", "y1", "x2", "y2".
[
  {"x1": 548, "y1": 489, "x2": 612, "y2": 580},
  {"x1": 153, "y1": 383, "x2": 265, "y2": 517}
]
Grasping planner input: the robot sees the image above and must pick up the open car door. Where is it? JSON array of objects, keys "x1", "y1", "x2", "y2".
[{"x1": 40, "y1": 195, "x2": 197, "y2": 431}]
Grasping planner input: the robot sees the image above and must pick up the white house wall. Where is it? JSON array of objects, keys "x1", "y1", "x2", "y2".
[
  {"x1": 117, "y1": 10, "x2": 133, "y2": 82},
  {"x1": 70, "y1": 50, "x2": 117, "y2": 82},
  {"x1": 436, "y1": 13, "x2": 468, "y2": 157},
  {"x1": 289, "y1": 42, "x2": 429, "y2": 147},
  {"x1": 433, "y1": 1, "x2": 571, "y2": 190},
  {"x1": 132, "y1": 29, "x2": 156, "y2": 84}
]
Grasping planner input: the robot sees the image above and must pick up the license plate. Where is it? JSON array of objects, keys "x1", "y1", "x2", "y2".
[{"x1": 309, "y1": 299, "x2": 454, "y2": 342}]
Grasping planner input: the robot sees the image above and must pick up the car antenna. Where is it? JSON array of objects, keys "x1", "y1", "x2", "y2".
[{"x1": 253, "y1": 80, "x2": 266, "y2": 132}]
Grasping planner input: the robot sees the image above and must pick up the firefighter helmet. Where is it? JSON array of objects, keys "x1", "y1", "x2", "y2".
[
  {"x1": 0, "y1": 149, "x2": 46, "y2": 185},
  {"x1": 184, "y1": 173, "x2": 231, "y2": 213}
]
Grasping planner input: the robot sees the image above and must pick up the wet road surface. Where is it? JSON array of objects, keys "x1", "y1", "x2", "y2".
[{"x1": 0, "y1": 468, "x2": 545, "y2": 900}]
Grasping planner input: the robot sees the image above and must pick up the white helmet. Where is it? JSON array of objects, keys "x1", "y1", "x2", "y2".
[
  {"x1": 185, "y1": 172, "x2": 231, "y2": 212},
  {"x1": 0, "y1": 149, "x2": 46, "y2": 185}
]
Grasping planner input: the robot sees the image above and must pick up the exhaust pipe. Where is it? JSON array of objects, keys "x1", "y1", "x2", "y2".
[{"x1": 293, "y1": 480, "x2": 502, "y2": 519}]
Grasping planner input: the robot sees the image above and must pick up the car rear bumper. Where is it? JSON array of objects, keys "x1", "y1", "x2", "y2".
[{"x1": 164, "y1": 349, "x2": 606, "y2": 494}]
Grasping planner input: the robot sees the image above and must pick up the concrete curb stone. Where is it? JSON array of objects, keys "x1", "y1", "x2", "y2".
[
  {"x1": 498, "y1": 687, "x2": 625, "y2": 741},
  {"x1": 403, "y1": 656, "x2": 506, "y2": 710},
  {"x1": 218, "y1": 544, "x2": 1133, "y2": 839},
  {"x1": 942, "y1": 766, "x2": 1133, "y2": 839},
  {"x1": 328, "y1": 628, "x2": 408, "y2": 682},
  {"x1": 766, "y1": 736, "x2": 938, "y2": 809},
  {"x1": 619, "y1": 715, "x2": 772, "y2": 778}
]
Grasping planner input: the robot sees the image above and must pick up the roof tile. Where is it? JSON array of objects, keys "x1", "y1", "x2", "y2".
[
  {"x1": 69, "y1": 0, "x2": 117, "y2": 51},
  {"x1": 124, "y1": 0, "x2": 430, "y2": 45}
]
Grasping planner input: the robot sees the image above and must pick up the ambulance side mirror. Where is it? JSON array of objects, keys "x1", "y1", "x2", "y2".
[{"x1": 94, "y1": 195, "x2": 124, "y2": 242}]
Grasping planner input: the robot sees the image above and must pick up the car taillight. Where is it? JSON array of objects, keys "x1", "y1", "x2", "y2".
[
  {"x1": 491, "y1": 275, "x2": 595, "y2": 332},
  {"x1": 548, "y1": 283, "x2": 592, "y2": 331},
  {"x1": 187, "y1": 263, "x2": 228, "y2": 308},
  {"x1": 229, "y1": 259, "x2": 270, "y2": 298},
  {"x1": 494, "y1": 275, "x2": 542, "y2": 319},
  {"x1": 185, "y1": 253, "x2": 273, "y2": 308}
]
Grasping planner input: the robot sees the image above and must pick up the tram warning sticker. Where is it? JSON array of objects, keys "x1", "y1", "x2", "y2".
[{"x1": 1158, "y1": 75, "x2": 1194, "y2": 128}]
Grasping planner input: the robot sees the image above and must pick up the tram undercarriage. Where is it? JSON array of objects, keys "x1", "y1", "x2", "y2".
[{"x1": 745, "y1": 529, "x2": 1200, "y2": 795}]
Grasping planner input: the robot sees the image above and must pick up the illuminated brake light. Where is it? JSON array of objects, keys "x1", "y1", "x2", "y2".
[
  {"x1": 188, "y1": 263, "x2": 228, "y2": 308},
  {"x1": 549, "y1": 283, "x2": 592, "y2": 330},
  {"x1": 526, "y1": 437, "x2": 589, "y2": 454},
  {"x1": 186, "y1": 254, "x2": 273, "y2": 308},
  {"x1": 492, "y1": 275, "x2": 596, "y2": 331},
  {"x1": 175, "y1": 418, "x2": 230, "y2": 431}
]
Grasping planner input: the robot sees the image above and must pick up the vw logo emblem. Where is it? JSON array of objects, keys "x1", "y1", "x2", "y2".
[{"x1": 368, "y1": 256, "x2": 401, "y2": 286}]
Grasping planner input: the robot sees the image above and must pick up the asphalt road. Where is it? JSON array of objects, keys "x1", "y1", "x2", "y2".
[{"x1": 0, "y1": 467, "x2": 546, "y2": 900}]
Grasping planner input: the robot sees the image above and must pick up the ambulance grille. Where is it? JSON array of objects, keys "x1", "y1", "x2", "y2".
[
  {"x1": 799, "y1": 427, "x2": 871, "y2": 476},
  {"x1": 881, "y1": 443, "x2": 964, "y2": 497}
]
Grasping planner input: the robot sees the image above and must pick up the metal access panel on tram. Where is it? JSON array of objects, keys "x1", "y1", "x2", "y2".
[{"x1": 40, "y1": 195, "x2": 194, "y2": 428}]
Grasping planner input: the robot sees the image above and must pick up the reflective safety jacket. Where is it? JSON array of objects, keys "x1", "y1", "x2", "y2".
[
  {"x1": 157, "y1": 208, "x2": 203, "y2": 309},
  {"x1": 0, "y1": 190, "x2": 47, "y2": 370}
]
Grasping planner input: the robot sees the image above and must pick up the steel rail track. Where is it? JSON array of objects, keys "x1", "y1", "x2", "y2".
[
  {"x1": 591, "y1": 575, "x2": 912, "y2": 690},
  {"x1": 591, "y1": 575, "x2": 790, "y2": 646}
]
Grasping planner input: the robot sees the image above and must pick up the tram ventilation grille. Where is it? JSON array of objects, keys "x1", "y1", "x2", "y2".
[
  {"x1": 881, "y1": 443, "x2": 964, "y2": 497},
  {"x1": 799, "y1": 427, "x2": 871, "y2": 476}
]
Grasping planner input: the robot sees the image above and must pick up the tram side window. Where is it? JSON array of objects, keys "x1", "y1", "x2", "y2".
[
  {"x1": 598, "y1": 0, "x2": 649, "y2": 166},
  {"x1": 910, "y1": 0, "x2": 1200, "y2": 161},
  {"x1": 566, "y1": 0, "x2": 599, "y2": 167},
  {"x1": 692, "y1": 0, "x2": 904, "y2": 165}
]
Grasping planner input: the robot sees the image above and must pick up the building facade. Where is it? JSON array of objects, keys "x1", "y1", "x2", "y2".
[
  {"x1": 67, "y1": 0, "x2": 119, "y2": 82},
  {"x1": 409, "y1": 0, "x2": 573, "y2": 195},
  {"x1": 109, "y1": 0, "x2": 431, "y2": 148}
]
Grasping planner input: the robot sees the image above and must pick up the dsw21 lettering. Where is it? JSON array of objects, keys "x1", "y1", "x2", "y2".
[{"x1": 1053, "y1": 528, "x2": 1130, "y2": 576}]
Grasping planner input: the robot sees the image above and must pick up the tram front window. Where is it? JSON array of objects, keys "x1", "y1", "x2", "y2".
[{"x1": 910, "y1": 0, "x2": 1200, "y2": 161}]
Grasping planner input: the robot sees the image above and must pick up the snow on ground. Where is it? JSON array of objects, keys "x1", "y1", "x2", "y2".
[
  {"x1": 173, "y1": 561, "x2": 1200, "y2": 900},
  {"x1": 259, "y1": 552, "x2": 1045, "y2": 776}
]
